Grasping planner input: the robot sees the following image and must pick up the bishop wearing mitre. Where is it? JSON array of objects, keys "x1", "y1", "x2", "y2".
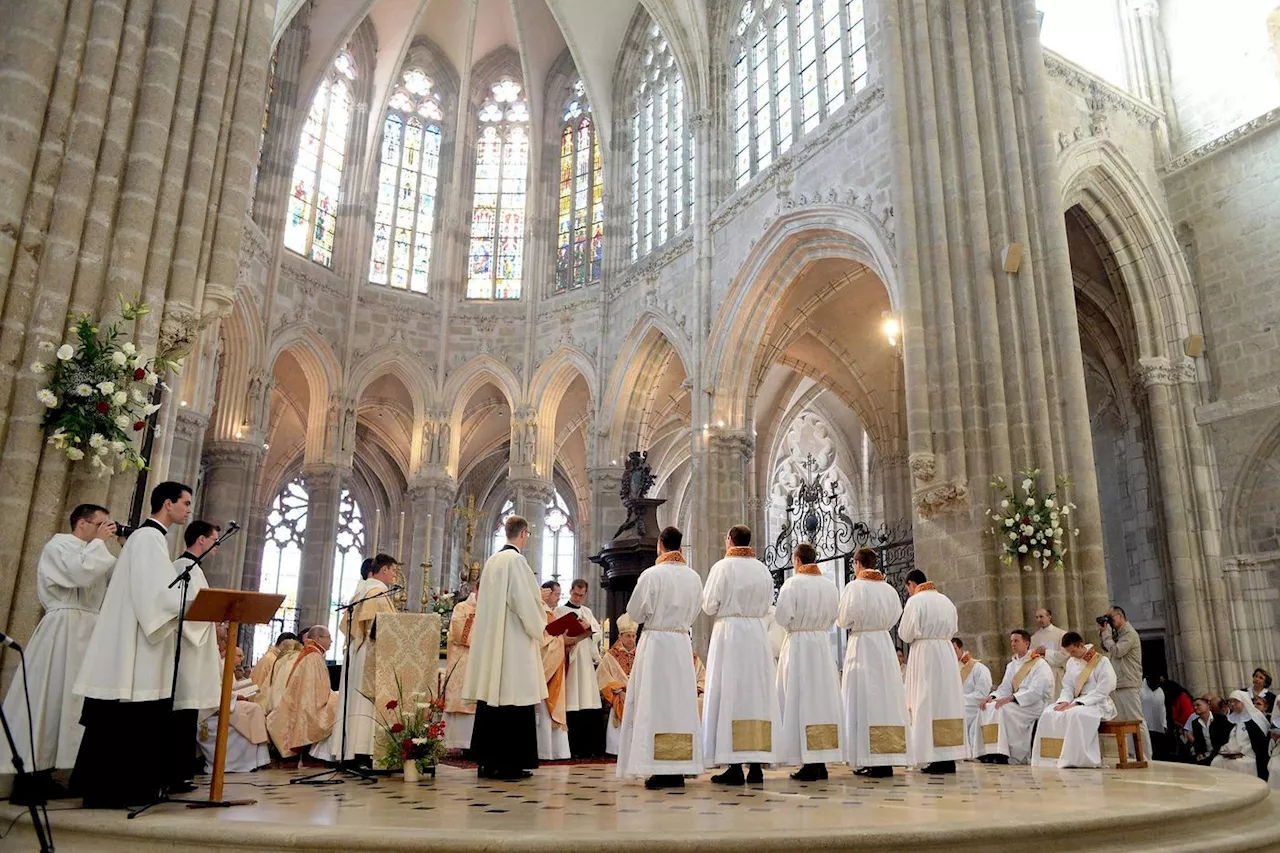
[
  {"x1": 537, "y1": 581, "x2": 571, "y2": 760},
  {"x1": 616, "y1": 526, "x2": 704, "y2": 789},
  {"x1": 599, "y1": 615, "x2": 637, "y2": 756},
  {"x1": 462, "y1": 516, "x2": 547, "y2": 780},
  {"x1": 899, "y1": 570, "x2": 967, "y2": 774},
  {"x1": 838, "y1": 548, "x2": 911, "y2": 777},
  {"x1": 702, "y1": 525, "x2": 780, "y2": 786},
  {"x1": 267, "y1": 625, "x2": 339, "y2": 759},
  {"x1": 316, "y1": 553, "x2": 398, "y2": 762},
  {"x1": 775, "y1": 543, "x2": 842, "y2": 781},
  {"x1": 443, "y1": 584, "x2": 479, "y2": 751},
  {"x1": 1032, "y1": 632, "x2": 1117, "y2": 768}
]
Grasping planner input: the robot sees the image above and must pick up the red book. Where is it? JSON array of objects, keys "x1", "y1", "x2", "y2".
[{"x1": 545, "y1": 612, "x2": 590, "y2": 637}]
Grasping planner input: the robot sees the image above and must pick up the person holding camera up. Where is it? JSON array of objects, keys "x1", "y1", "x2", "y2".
[
  {"x1": 0, "y1": 504, "x2": 120, "y2": 785},
  {"x1": 1098, "y1": 605, "x2": 1151, "y2": 760}
]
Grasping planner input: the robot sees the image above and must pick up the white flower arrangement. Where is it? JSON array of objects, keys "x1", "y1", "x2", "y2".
[
  {"x1": 985, "y1": 468, "x2": 1078, "y2": 571},
  {"x1": 34, "y1": 296, "x2": 178, "y2": 476}
]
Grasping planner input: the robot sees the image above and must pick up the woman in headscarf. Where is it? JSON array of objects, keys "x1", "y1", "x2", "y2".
[{"x1": 1211, "y1": 690, "x2": 1270, "y2": 780}]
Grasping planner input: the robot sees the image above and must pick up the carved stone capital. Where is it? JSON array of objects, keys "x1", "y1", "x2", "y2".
[
  {"x1": 908, "y1": 452, "x2": 937, "y2": 483},
  {"x1": 587, "y1": 467, "x2": 623, "y2": 490},
  {"x1": 407, "y1": 470, "x2": 456, "y2": 505},
  {"x1": 173, "y1": 409, "x2": 210, "y2": 442},
  {"x1": 157, "y1": 307, "x2": 205, "y2": 359},
  {"x1": 705, "y1": 428, "x2": 755, "y2": 462},
  {"x1": 1134, "y1": 357, "x2": 1196, "y2": 391},
  {"x1": 913, "y1": 480, "x2": 969, "y2": 519},
  {"x1": 203, "y1": 440, "x2": 264, "y2": 469}
]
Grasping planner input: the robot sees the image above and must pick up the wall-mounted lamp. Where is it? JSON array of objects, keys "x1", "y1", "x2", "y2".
[{"x1": 262, "y1": 442, "x2": 270, "y2": 451}]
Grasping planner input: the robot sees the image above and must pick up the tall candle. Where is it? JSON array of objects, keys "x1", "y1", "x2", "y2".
[
  {"x1": 424, "y1": 513, "x2": 433, "y2": 587},
  {"x1": 373, "y1": 508, "x2": 381, "y2": 556},
  {"x1": 396, "y1": 511, "x2": 406, "y2": 562}
]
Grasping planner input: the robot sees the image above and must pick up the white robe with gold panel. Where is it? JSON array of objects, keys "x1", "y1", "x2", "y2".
[
  {"x1": 837, "y1": 576, "x2": 911, "y2": 767},
  {"x1": 973, "y1": 653, "x2": 1054, "y2": 764},
  {"x1": 774, "y1": 572, "x2": 842, "y2": 766},
  {"x1": 1032, "y1": 650, "x2": 1117, "y2": 768},
  {"x1": 899, "y1": 588, "x2": 967, "y2": 764}
]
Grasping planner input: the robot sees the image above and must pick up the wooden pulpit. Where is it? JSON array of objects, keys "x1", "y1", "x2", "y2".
[{"x1": 184, "y1": 588, "x2": 285, "y2": 809}]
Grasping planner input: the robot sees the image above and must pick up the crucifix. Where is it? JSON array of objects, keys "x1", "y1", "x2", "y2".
[{"x1": 451, "y1": 495, "x2": 486, "y2": 584}]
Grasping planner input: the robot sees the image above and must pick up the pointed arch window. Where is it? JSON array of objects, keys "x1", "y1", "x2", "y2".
[
  {"x1": 467, "y1": 79, "x2": 530, "y2": 300},
  {"x1": 732, "y1": 0, "x2": 868, "y2": 188},
  {"x1": 489, "y1": 491, "x2": 576, "y2": 598},
  {"x1": 328, "y1": 489, "x2": 367, "y2": 663},
  {"x1": 370, "y1": 69, "x2": 444, "y2": 292},
  {"x1": 254, "y1": 478, "x2": 308, "y2": 661},
  {"x1": 556, "y1": 81, "x2": 604, "y2": 292},
  {"x1": 629, "y1": 24, "x2": 695, "y2": 262},
  {"x1": 249, "y1": 48, "x2": 278, "y2": 220},
  {"x1": 284, "y1": 51, "x2": 356, "y2": 266}
]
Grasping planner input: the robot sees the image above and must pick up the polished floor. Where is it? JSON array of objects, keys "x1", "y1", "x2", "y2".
[{"x1": 3, "y1": 761, "x2": 1277, "y2": 852}]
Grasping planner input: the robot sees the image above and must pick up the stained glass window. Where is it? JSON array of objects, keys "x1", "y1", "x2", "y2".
[
  {"x1": 249, "y1": 48, "x2": 278, "y2": 220},
  {"x1": 254, "y1": 478, "x2": 308, "y2": 662},
  {"x1": 369, "y1": 68, "x2": 444, "y2": 293},
  {"x1": 732, "y1": 0, "x2": 869, "y2": 188},
  {"x1": 555, "y1": 80, "x2": 604, "y2": 293},
  {"x1": 489, "y1": 491, "x2": 576, "y2": 600},
  {"x1": 629, "y1": 24, "x2": 695, "y2": 261},
  {"x1": 327, "y1": 489, "x2": 366, "y2": 663},
  {"x1": 283, "y1": 51, "x2": 356, "y2": 267},
  {"x1": 467, "y1": 79, "x2": 530, "y2": 300}
]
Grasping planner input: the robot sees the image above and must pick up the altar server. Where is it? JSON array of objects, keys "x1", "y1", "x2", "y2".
[
  {"x1": 1032, "y1": 632, "x2": 1117, "y2": 768},
  {"x1": 774, "y1": 543, "x2": 841, "y2": 781},
  {"x1": 0, "y1": 504, "x2": 117, "y2": 776},
  {"x1": 616, "y1": 526, "x2": 704, "y2": 789},
  {"x1": 267, "y1": 625, "x2": 339, "y2": 758},
  {"x1": 838, "y1": 548, "x2": 911, "y2": 776},
  {"x1": 899, "y1": 570, "x2": 967, "y2": 773},
  {"x1": 598, "y1": 616, "x2": 637, "y2": 756},
  {"x1": 952, "y1": 637, "x2": 991, "y2": 759},
  {"x1": 556, "y1": 579, "x2": 603, "y2": 757},
  {"x1": 443, "y1": 586, "x2": 478, "y2": 750},
  {"x1": 702, "y1": 525, "x2": 780, "y2": 785},
  {"x1": 974, "y1": 629, "x2": 1054, "y2": 765},
  {"x1": 462, "y1": 516, "x2": 547, "y2": 781},
  {"x1": 72, "y1": 482, "x2": 194, "y2": 808}
]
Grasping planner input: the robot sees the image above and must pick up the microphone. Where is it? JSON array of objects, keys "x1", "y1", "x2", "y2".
[
  {"x1": 0, "y1": 631, "x2": 23, "y2": 653},
  {"x1": 227, "y1": 520, "x2": 241, "y2": 530},
  {"x1": 385, "y1": 584, "x2": 404, "y2": 593}
]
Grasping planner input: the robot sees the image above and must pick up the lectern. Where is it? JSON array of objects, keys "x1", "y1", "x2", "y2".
[{"x1": 184, "y1": 588, "x2": 284, "y2": 808}]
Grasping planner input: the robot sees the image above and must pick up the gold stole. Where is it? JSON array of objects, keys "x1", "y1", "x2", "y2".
[
  {"x1": 1072, "y1": 651, "x2": 1103, "y2": 697},
  {"x1": 959, "y1": 655, "x2": 978, "y2": 684},
  {"x1": 1010, "y1": 656, "x2": 1038, "y2": 693}
]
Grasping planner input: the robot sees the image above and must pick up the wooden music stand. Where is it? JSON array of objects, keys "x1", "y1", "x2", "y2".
[{"x1": 183, "y1": 588, "x2": 285, "y2": 810}]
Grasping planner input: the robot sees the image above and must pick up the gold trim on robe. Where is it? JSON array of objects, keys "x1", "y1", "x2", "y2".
[
  {"x1": 805, "y1": 723, "x2": 839, "y2": 751},
  {"x1": 1073, "y1": 649, "x2": 1103, "y2": 696},
  {"x1": 653, "y1": 732, "x2": 694, "y2": 761},
  {"x1": 731, "y1": 719, "x2": 772, "y2": 752},
  {"x1": 1040, "y1": 737, "x2": 1065, "y2": 759},
  {"x1": 932, "y1": 718, "x2": 965, "y2": 748},
  {"x1": 869, "y1": 725, "x2": 907, "y2": 754},
  {"x1": 982, "y1": 723, "x2": 1000, "y2": 745},
  {"x1": 959, "y1": 654, "x2": 979, "y2": 684},
  {"x1": 1010, "y1": 656, "x2": 1039, "y2": 693},
  {"x1": 725, "y1": 547, "x2": 757, "y2": 558}
]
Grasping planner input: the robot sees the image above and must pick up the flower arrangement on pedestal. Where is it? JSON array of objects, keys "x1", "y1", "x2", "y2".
[
  {"x1": 986, "y1": 468, "x2": 1080, "y2": 570},
  {"x1": 31, "y1": 297, "x2": 178, "y2": 476},
  {"x1": 375, "y1": 677, "x2": 446, "y2": 780}
]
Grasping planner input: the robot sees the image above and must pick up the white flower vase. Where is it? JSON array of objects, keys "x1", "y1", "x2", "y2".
[{"x1": 403, "y1": 760, "x2": 420, "y2": 783}]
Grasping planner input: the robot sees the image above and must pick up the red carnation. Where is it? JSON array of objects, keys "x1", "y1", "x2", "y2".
[
  {"x1": 390, "y1": 723, "x2": 404, "y2": 733},
  {"x1": 403, "y1": 737, "x2": 415, "y2": 750},
  {"x1": 386, "y1": 699, "x2": 398, "y2": 710},
  {"x1": 95, "y1": 402, "x2": 110, "y2": 414},
  {"x1": 134, "y1": 368, "x2": 146, "y2": 380},
  {"x1": 133, "y1": 420, "x2": 145, "y2": 431}
]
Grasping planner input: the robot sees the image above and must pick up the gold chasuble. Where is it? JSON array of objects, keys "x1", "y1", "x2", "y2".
[{"x1": 540, "y1": 610, "x2": 568, "y2": 729}]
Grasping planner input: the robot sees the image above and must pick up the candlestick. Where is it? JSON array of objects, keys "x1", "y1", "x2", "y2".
[
  {"x1": 396, "y1": 510, "x2": 405, "y2": 563},
  {"x1": 425, "y1": 513, "x2": 433, "y2": 588},
  {"x1": 373, "y1": 508, "x2": 381, "y2": 556}
]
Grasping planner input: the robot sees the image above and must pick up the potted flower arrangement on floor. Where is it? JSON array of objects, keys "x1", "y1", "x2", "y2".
[{"x1": 375, "y1": 677, "x2": 446, "y2": 782}]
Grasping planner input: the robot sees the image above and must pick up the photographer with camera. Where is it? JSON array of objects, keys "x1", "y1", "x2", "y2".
[
  {"x1": 0, "y1": 504, "x2": 121, "y2": 792},
  {"x1": 1098, "y1": 605, "x2": 1151, "y2": 760}
]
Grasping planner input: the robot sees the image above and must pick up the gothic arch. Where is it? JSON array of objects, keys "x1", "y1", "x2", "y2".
[
  {"x1": 1224, "y1": 415, "x2": 1280, "y2": 555},
  {"x1": 443, "y1": 356, "x2": 522, "y2": 476},
  {"x1": 348, "y1": 348, "x2": 431, "y2": 421},
  {"x1": 601, "y1": 312, "x2": 694, "y2": 461}
]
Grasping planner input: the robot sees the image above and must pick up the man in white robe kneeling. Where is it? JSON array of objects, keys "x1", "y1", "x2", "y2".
[
  {"x1": 616, "y1": 526, "x2": 704, "y2": 789},
  {"x1": 1032, "y1": 632, "x2": 1116, "y2": 768},
  {"x1": 974, "y1": 629, "x2": 1054, "y2": 765},
  {"x1": 775, "y1": 543, "x2": 841, "y2": 781}
]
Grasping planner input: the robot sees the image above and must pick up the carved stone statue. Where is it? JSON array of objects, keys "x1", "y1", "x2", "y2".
[{"x1": 614, "y1": 450, "x2": 657, "y2": 538}]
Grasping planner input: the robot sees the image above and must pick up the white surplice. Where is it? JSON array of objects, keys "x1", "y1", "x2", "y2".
[
  {"x1": 972, "y1": 653, "x2": 1054, "y2": 764},
  {"x1": 899, "y1": 587, "x2": 967, "y2": 764},
  {"x1": 461, "y1": 547, "x2": 548, "y2": 708},
  {"x1": 958, "y1": 655, "x2": 992, "y2": 759},
  {"x1": 75, "y1": 524, "x2": 183, "y2": 704},
  {"x1": 1032, "y1": 648, "x2": 1117, "y2": 768},
  {"x1": 837, "y1": 575, "x2": 911, "y2": 767},
  {"x1": 701, "y1": 553, "x2": 781, "y2": 766},
  {"x1": 172, "y1": 554, "x2": 222, "y2": 714},
  {"x1": 616, "y1": 555, "x2": 704, "y2": 778},
  {"x1": 0, "y1": 535, "x2": 114, "y2": 772},
  {"x1": 554, "y1": 602, "x2": 602, "y2": 712},
  {"x1": 774, "y1": 572, "x2": 842, "y2": 766},
  {"x1": 1031, "y1": 623, "x2": 1068, "y2": 696},
  {"x1": 315, "y1": 577, "x2": 389, "y2": 760}
]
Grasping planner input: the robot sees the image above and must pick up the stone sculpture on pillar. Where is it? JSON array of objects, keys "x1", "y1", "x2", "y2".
[{"x1": 590, "y1": 451, "x2": 665, "y2": 644}]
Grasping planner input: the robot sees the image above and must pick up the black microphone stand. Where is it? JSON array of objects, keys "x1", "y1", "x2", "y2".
[
  {"x1": 0, "y1": 653, "x2": 54, "y2": 852},
  {"x1": 128, "y1": 522, "x2": 242, "y2": 819},
  {"x1": 291, "y1": 584, "x2": 401, "y2": 787}
]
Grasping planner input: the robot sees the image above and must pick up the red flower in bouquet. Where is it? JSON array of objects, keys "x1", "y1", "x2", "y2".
[
  {"x1": 386, "y1": 699, "x2": 398, "y2": 710},
  {"x1": 95, "y1": 402, "x2": 110, "y2": 414},
  {"x1": 134, "y1": 368, "x2": 146, "y2": 380},
  {"x1": 390, "y1": 722, "x2": 404, "y2": 733},
  {"x1": 133, "y1": 420, "x2": 145, "y2": 431}
]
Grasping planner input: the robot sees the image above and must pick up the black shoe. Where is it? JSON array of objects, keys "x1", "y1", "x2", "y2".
[
  {"x1": 485, "y1": 768, "x2": 532, "y2": 781},
  {"x1": 711, "y1": 764, "x2": 745, "y2": 785},
  {"x1": 977, "y1": 754, "x2": 1008, "y2": 765},
  {"x1": 645, "y1": 775, "x2": 685, "y2": 789},
  {"x1": 922, "y1": 761, "x2": 956, "y2": 774},
  {"x1": 746, "y1": 763, "x2": 764, "y2": 784},
  {"x1": 790, "y1": 763, "x2": 827, "y2": 781},
  {"x1": 855, "y1": 765, "x2": 893, "y2": 778}
]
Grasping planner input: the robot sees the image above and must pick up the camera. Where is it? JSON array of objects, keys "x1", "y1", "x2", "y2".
[
  {"x1": 114, "y1": 523, "x2": 136, "y2": 538},
  {"x1": 1096, "y1": 614, "x2": 1113, "y2": 628}
]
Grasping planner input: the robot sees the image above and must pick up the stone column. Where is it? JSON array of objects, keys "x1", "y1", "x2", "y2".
[
  {"x1": 406, "y1": 474, "x2": 457, "y2": 608},
  {"x1": 170, "y1": 409, "x2": 210, "y2": 494},
  {"x1": 239, "y1": 502, "x2": 271, "y2": 594},
  {"x1": 1223, "y1": 556, "x2": 1280, "y2": 685},
  {"x1": 586, "y1": 466, "x2": 624, "y2": 616},
  {"x1": 510, "y1": 478, "x2": 553, "y2": 581},
  {"x1": 199, "y1": 440, "x2": 264, "y2": 588},
  {"x1": 298, "y1": 462, "x2": 348, "y2": 630},
  {"x1": 691, "y1": 430, "x2": 754, "y2": 651},
  {"x1": 882, "y1": 0, "x2": 1108, "y2": 661}
]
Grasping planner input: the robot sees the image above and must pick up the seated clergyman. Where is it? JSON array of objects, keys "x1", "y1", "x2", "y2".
[
  {"x1": 198, "y1": 629, "x2": 270, "y2": 773},
  {"x1": 267, "y1": 625, "x2": 340, "y2": 761},
  {"x1": 1030, "y1": 632, "x2": 1117, "y2": 768},
  {"x1": 973, "y1": 630, "x2": 1054, "y2": 765}
]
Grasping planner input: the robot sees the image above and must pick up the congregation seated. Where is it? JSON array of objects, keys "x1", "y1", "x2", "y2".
[
  {"x1": 266, "y1": 625, "x2": 340, "y2": 760},
  {"x1": 1182, "y1": 695, "x2": 1233, "y2": 765},
  {"x1": 1210, "y1": 691, "x2": 1270, "y2": 781},
  {"x1": 973, "y1": 630, "x2": 1053, "y2": 765},
  {"x1": 1031, "y1": 632, "x2": 1117, "y2": 768},
  {"x1": 1245, "y1": 669, "x2": 1275, "y2": 715}
]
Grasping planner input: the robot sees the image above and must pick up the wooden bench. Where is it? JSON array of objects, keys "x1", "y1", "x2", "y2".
[{"x1": 1099, "y1": 719, "x2": 1148, "y2": 769}]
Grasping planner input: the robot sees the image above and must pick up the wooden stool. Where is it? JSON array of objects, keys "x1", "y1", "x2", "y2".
[{"x1": 1099, "y1": 720, "x2": 1148, "y2": 769}]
